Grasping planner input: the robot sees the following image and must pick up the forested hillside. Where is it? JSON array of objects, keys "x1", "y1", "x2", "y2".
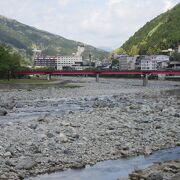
[
  {"x1": 121, "y1": 3, "x2": 180, "y2": 55},
  {"x1": 0, "y1": 15, "x2": 107, "y2": 60}
]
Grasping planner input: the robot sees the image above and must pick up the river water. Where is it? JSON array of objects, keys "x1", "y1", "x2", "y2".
[
  {"x1": 1, "y1": 85, "x2": 179, "y2": 124},
  {"x1": 30, "y1": 147, "x2": 180, "y2": 180}
]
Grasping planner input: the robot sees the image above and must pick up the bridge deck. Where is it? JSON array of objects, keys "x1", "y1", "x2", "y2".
[{"x1": 16, "y1": 70, "x2": 180, "y2": 75}]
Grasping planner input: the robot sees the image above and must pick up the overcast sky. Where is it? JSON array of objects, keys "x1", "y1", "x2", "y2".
[{"x1": 0, "y1": 0, "x2": 179, "y2": 50}]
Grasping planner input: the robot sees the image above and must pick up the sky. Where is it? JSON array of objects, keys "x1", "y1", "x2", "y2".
[{"x1": 0, "y1": 0, "x2": 179, "y2": 50}]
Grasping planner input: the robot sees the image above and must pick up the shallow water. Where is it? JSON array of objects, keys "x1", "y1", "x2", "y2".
[
  {"x1": 30, "y1": 147, "x2": 180, "y2": 180},
  {"x1": 166, "y1": 89, "x2": 180, "y2": 99},
  {"x1": 0, "y1": 98, "x2": 94, "y2": 123},
  {"x1": 1, "y1": 88, "x2": 179, "y2": 123},
  {"x1": 0, "y1": 94, "x2": 123, "y2": 123}
]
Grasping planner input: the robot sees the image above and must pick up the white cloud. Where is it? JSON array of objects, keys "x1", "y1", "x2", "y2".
[
  {"x1": 79, "y1": 0, "x2": 179, "y2": 48},
  {"x1": 57, "y1": 0, "x2": 72, "y2": 6},
  {"x1": 0, "y1": 0, "x2": 179, "y2": 49},
  {"x1": 107, "y1": 0, "x2": 123, "y2": 6},
  {"x1": 163, "y1": 0, "x2": 176, "y2": 11}
]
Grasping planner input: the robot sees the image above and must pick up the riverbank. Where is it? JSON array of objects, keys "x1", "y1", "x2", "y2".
[
  {"x1": 0, "y1": 77, "x2": 179, "y2": 179},
  {"x1": 119, "y1": 160, "x2": 180, "y2": 180},
  {"x1": 0, "y1": 78, "x2": 57, "y2": 84}
]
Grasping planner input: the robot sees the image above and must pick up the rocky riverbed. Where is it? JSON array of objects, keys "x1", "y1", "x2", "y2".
[
  {"x1": 119, "y1": 160, "x2": 180, "y2": 180},
  {"x1": 0, "y1": 77, "x2": 179, "y2": 179}
]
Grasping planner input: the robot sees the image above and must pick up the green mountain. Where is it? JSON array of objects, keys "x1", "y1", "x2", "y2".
[
  {"x1": 0, "y1": 15, "x2": 108, "y2": 61},
  {"x1": 121, "y1": 3, "x2": 180, "y2": 55}
]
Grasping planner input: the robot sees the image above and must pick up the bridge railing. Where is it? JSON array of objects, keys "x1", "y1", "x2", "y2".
[{"x1": 15, "y1": 69, "x2": 180, "y2": 75}]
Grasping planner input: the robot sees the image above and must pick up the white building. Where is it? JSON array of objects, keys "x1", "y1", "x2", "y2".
[
  {"x1": 150, "y1": 55, "x2": 169, "y2": 69},
  {"x1": 141, "y1": 57, "x2": 157, "y2": 70},
  {"x1": 141, "y1": 55, "x2": 170, "y2": 70},
  {"x1": 151, "y1": 55, "x2": 169, "y2": 62},
  {"x1": 56, "y1": 45, "x2": 86, "y2": 70},
  {"x1": 127, "y1": 57, "x2": 136, "y2": 70},
  {"x1": 94, "y1": 60, "x2": 102, "y2": 67},
  {"x1": 118, "y1": 54, "x2": 136, "y2": 70},
  {"x1": 57, "y1": 56, "x2": 83, "y2": 70},
  {"x1": 178, "y1": 45, "x2": 180, "y2": 53},
  {"x1": 34, "y1": 56, "x2": 57, "y2": 68},
  {"x1": 169, "y1": 61, "x2": 180, "y2": 69}
]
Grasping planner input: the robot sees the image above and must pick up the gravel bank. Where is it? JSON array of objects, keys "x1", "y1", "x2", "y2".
[
  {"x1": 119, "y1": 160, "x2": 180, "y2": 180},
  {"x1": 0, "y1": 77, "x2": 179, "y2": 179}
]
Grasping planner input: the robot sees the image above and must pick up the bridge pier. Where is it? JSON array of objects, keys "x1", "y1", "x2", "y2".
[
  {"x1": 143, "y1": 74, "x2": 148, "y2": 86},
  {"x1": 47, "y1": 74, "x2": 51, "y2": 81},
  {"x1": 96, "y1": 74, "x2": 99, "y2": 83}
]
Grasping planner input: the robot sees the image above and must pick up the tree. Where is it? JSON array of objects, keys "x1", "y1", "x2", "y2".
[
  {"x1": 0, "y1": 44, "x2": 22, "y2": 79},
  {"x1": 129, "y1": 45, "x2": 139, "y2": 55},
  {"x1": 111, "y1": 59, "x2": 119, "y2": 66},
  {"x1": 170, "y1": 52, "x2": 180, "y2": 61},
  {"x1": 113, "y1": 48, "x2": 126, "y2": 55}
]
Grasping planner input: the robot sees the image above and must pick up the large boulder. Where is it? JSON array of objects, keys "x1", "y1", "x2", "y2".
[
  {"x1": 59, "y1": 133, "x2": 68, "y2": 143},
  {"x1": 64, "y1": 127, "x2": 79, "y2": 139},
  {"x1": 147, "y1": 173, "x2": 163, "y2": 180},
  {"x1": 0, "y1": 109, "x2": 7, "y2": 116},
  {"x1": 15, "y1": 156, "x2": 36, "y2": 170}
]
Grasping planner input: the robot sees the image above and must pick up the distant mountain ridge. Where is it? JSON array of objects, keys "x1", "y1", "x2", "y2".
[
  {"x1": 121, "y1": 3, "x2": 180, "y2": 55},
  {"x1": 0, "y1": 15, "x2": 108, "y2": 60}
]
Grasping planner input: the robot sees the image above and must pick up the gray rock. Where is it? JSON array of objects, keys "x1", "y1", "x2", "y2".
[
  {"x1": 120, "y1": 150, "x2": 129, "y2": 157},
  {"x1": 16, "y1": 157, "x2": 36, "y2": 170},
  {"x1": 63, "y1": 149, "x2": 73, "y2": 155},
  {"x1": 174, "y1": 113, "x2": 180, "y2": 118},
  {"x1": 5, "y1": 160, "x2": 16, "y2": 166},
  {"x1": 15, "y1": 103, "x2": 23, "y2": 108},
  {"x1": 171, "y1": 172, "x2": 180, "y2": 180},
  {"x1": 0, "y1": 174, "x2": 7, "y2": 179},
  {"x1": 59, "y1": 133, "x2": 68, "y2": 143},
  {"x1": 129, "y1": 104, "x2": 139, "y2": 110},
  {"x1": 37, "y1": 113, "x2": 48, "y2": 122},
  {"x1": 0, "y1": 109, "x2": 7, "y2": 116},
  {"x1": 28, "y1": 123, "x2": 38, "y2": 130},
  {"x1": 65, "y1": 127, "x2": 79, "y2": 138},
  {"x1": 0, "y1": 145, "x2": 5, "y2": 155},
  {"x1": 147, "y1": 172, "x2": 163, "y2": 180},
  {"x1": 141, "y1": 105, "x2": 151, "y2": 112},
  {"x1": 46, "y1": 132, "x2": 54, "y2": 138},
  {"x1": 162, "y1": 107, "x2": 176, "y2": 115},
  {"x1": 144, "y1": 146, "x2": 152, "y2": 155},
  {"x1": 29, "y1": 144, "x2": 41, "y2": 153},
  {"x1": 3, "y1": 152, "x2": 11, "y2": 158},
  {"x1": 38, "y1": 133, "x2": 47, "y2": 140},
  {"x1": 5, "y1": 145, "x2": 17, "y2": 155}
]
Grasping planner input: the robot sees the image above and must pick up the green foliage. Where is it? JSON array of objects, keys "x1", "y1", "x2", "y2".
[
  {"x1": 111, "y1": 59, "x2": 119, "y2": 66},
  {"x1": 0, "y1": 44, "x2": 22, "y2": 79},
  {"x1": 0, "y1": 79, "x2": 55, "y2": 84},
  {"x1": 113, "y1": 48, "x2": 126, "y2": 54},
  {"x1": 122, "y1": 3, "x2": 180, "y2": 55},
  {"x1": 170, "y1": 52, "x2": 180, "y2": 61},
  {"x1": 33, "y1": 66, "x2": 56, "y2": 71},
  {"x1": 0, "y1": 15, "x2": 108, "y2": 60},
  {"x1": 83, "y1": 67, "x2": 97, "y2": 71}
]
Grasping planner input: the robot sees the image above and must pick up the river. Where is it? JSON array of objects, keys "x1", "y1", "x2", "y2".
[
  {"x1": 0, "y1": 78, "x2": 179, "y2": 179},
  {"x1": 30, "y1": 147, "x2": 180, "y2": 180}
]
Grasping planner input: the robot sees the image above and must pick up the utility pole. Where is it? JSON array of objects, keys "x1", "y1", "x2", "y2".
[
  {"x1": 143, "y1": 74, "x2": 148, "y2": 86},
  {"x1": 89, "y1": 53, "x2": 92, "y2": 68}
]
